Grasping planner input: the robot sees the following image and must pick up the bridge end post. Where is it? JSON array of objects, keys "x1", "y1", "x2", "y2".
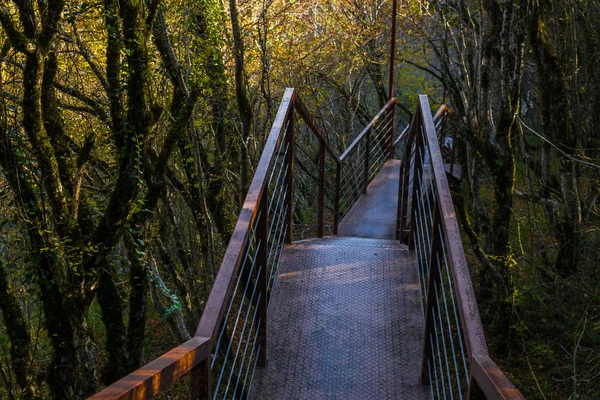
[
  {"x1": 397, "y1": 108, "x2": 418, "y2": 243},
  {"x1": 190, "y1": 356, "x2": 212, "y2": 400},
  {"x1": 407, "y1": 105, "x2": 424, "y2": 249}
]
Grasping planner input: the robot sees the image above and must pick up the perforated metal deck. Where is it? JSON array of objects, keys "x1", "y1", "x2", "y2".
[
  {"x1": 250, "y1": 237, "x2": 428, "y2": 399},
  {"x1": 338, "y1": 159, "x2": 401, "y2": 239}
]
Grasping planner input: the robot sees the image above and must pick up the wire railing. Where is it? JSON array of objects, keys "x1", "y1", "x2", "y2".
[
  {"x1": 397, "y1": 95, "x2": 523, "y2": 399},
  {"x1": 291, "y1": 112, "x2": 338, "y2": 239},
  {"x1": 88, "y1": 91, "x2": 522, "y2": 400},
  {"x1": 338, "y1": 98, "x2": 411, "y2": 219},
  {"x1": 87, "y1": 88, "x2": 344, "y2": 400}
]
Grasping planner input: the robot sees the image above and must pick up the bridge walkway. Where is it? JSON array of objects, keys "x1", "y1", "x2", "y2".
[{"x1": 251, "y1": 160, "x2": 429, "y2": 399}]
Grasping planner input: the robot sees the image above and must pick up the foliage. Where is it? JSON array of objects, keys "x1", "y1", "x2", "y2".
[{"x1": 1, "y1": 0, "x2": 596, "y2": 398}]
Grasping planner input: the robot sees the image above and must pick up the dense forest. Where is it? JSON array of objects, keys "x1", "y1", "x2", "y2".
[{"x1": 0, "y1": 0, "x2": 599, "y2": 398}]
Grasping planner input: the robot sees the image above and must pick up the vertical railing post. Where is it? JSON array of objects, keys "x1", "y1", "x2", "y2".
[
  {"x1": 396, "y1": 157, "x2": 406, "y2": 241},
  {"x1": 364, "y1": 127, "x2": 371, "y2": 194},
  {"x1": 388, "y1": 0, "x2": 397, "y2": 158},
  {"x1": 407, "y1": 109, "x2": 424, "y2": 249},
  {"x1": 386, "y1": 103, "x2": 395, "y2": 159},
  {"x1": 256, "y1": 194, "x2": 268, "y2": 366},
  {"x1": 397, "y1": 111, "x2": 418, "y2": 242},
  {"x1": 450, "y1": 124, "x2": 457, "y2": 178},
  {"x1": 317, "y1": 139, "x2": 326, "y2": 238},
  {"x1": 284, "y1": 105, "x2": 295, "y2": 244},
  {"x1": 333, "y1": 161, "x2": 340, "y2": 235},
  {"x1": 420, "y1": 205, "x2": 442, "y2": 384},
  {"x1": 191, "y1": 357, "x2": 212, "y2": 400}
]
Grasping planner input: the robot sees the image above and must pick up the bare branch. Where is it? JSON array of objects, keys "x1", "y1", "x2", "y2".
[
  {"x1": 518, "y1": 117, "x2": 600, "y2": 170},
  {"x1": 0, "y1": 5, "x2": 33, "y2": 54}
]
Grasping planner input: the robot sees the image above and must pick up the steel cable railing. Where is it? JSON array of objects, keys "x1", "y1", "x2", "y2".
[
  {"x1": 338, "y1": 98, "x2": 411, "y2": 220},
  {"x1": 87, "y1": 90, "x2": 297, "y2": 400},
  {"x1": 87, "y1": 88, "x2": 345, "y2": 400},
  {"x1": 208, "y1": 117, "x2": 293, "y2": 400},
  {"x1": 397, "y1": 95, "x2": 523, "y2": 399}
]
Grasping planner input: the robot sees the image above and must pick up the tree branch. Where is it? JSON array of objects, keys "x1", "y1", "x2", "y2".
[
  {"x1": 0, "y1": 5, "x2": 33, "y2": 54},
  {"x1": 54, "y1": 82, "x2": 110, "y2": 122},
  {"x1": 519, "y1": 116, "x2": 600, "y2": 170}
]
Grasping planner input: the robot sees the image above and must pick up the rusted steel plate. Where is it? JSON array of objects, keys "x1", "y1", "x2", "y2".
[
  {"x1": 87, "y1": 336, "x2": 210, "y2": 400},
  {"x1": 418, "y1": 95, "x2": 489, "y2": 358},
  {"x1": 195, "y1": 89, "x2": 294, "y2": 341},
  {"x1": 471, "y1": 355, "x2": 525, "y2": 399}
]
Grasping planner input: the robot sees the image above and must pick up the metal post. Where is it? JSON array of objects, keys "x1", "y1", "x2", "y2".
[
  {"x1": 387, "y1": 0, "x2": 398, "y2": 160},
  {"x1": 333, "y1": 162, "x2": 340, "y2": 235},
  {"x1": 190, "y1": 357, "x2": 212, "y2": 400},
  {"x1": 396, "y1": 158, "x2": 405, "y2": 241},
  {"x1": 284, "y1": 106, "x2": 295, "y2": 244},
  {"x1": 317, "y1": 140, "x2": 326, "y2": 238},
  {"x1": 388, "y1": 0, "x2": 397, "y2": 101},
  {"x1": 364, "y1": 128, "x2": 371, "y2": 194},
  {"x1": 386, "y1": 103, "x2": 396, "y2": 160},
  {"x1": 256, "y1": 195, "x2": 268, "y2": 366},
  {"x1": 407, "y1": 109, "x2": 424, "y2": 249},
  {"x1": 397, "y1": 109, "x2": 419, "y2": 243},
  {"x1": 450, "y1": 126, "x2": 457, "y2": 178}
]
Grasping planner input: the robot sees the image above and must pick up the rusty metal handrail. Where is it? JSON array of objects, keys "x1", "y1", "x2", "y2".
[
  {"x1": 339, "y1": 98, "x2": 411, "y2": 161},
  {"x1": 88, "y1": 88, "x2": 343, "y2": 400},
  {"x1": 88, "y1": 90, "x2": 513, "y2": 400},
  {"x1": 337, "y1": 98, "x2": 411, "y2": 220},
  {"x1": 397, "y1": 95, "x2": 523, "y2": 399}
]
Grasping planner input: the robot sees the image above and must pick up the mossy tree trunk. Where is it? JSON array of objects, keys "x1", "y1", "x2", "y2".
[{"x1": 0, "y1": 1, "x2": 200, "y2": 397}]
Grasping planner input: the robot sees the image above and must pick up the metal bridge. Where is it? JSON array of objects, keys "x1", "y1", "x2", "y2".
[{"x1": 89, "y1": 89, "x2": 524, "y2": 399}]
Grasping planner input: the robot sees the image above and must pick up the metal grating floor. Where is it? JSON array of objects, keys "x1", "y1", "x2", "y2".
[
  {"x1": 338, "y1": 159, "x2": 401, "y2": 240},
  {"x1": 250, "y1": 236, "x2": 429, "y2": 399}
]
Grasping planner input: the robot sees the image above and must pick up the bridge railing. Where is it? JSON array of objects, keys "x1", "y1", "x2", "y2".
[
  {"x1": 89, "y1": 90, "x2": 522, "y2": 400},
  {"x1": 397, "y1": 95, "x2": 523, "y2": 399},
  {"x1": 338, "y1": 98, "x2": 411, "y2": 219},
  {"x1": 290, "y1": 95, "x2": 340, "y2": 238},
  {"x1": 88, "y1": 88, "x2": 345, "y2": 400}
]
